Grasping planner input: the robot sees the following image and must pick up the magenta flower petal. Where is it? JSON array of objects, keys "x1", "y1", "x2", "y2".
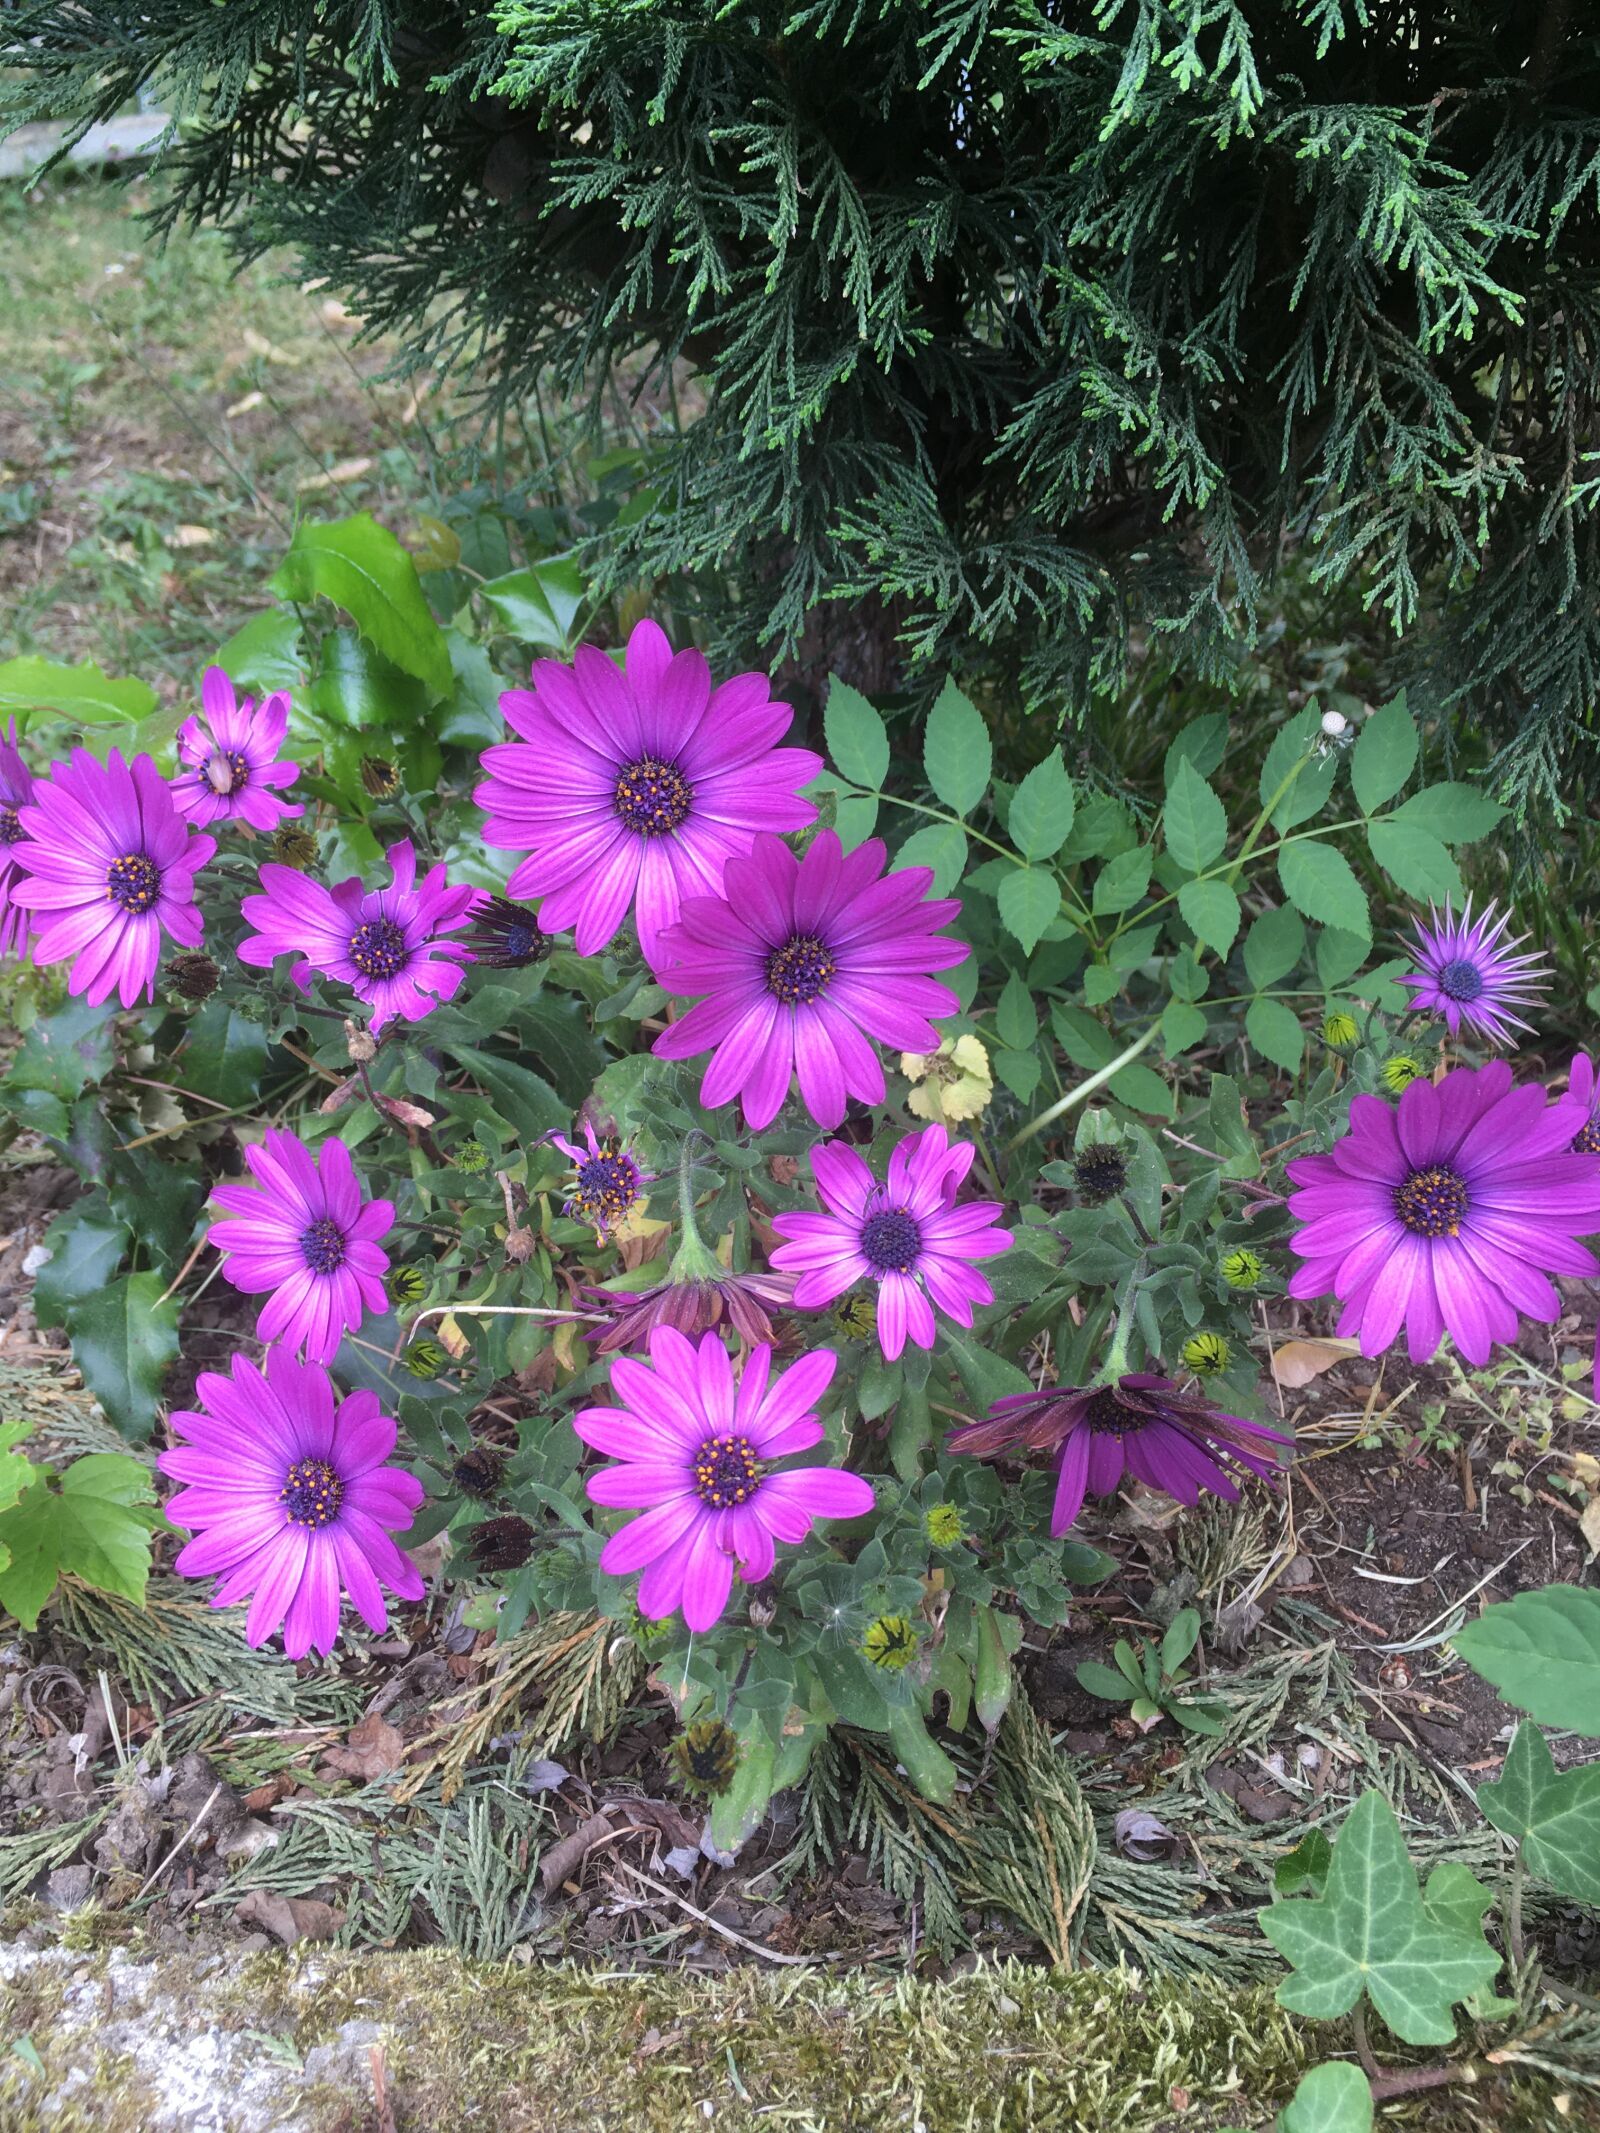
[
  {"x1": 0, "y1": 719, "x2": 38, "y2": 959},
  {"x1": 173, "y1": 667, "x2": 303, "y2": 831}
]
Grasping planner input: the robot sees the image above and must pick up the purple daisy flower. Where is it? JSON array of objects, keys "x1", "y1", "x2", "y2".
[
  {"x1": 174, "y1": 666, "x2": 303, "y2": 832},
  {"x1": 552, "y1": 1121, "x2": 654, "y2": 1239},
  {"x1": 770, "y1": 1123, "x2": 1013, "y2": 1361},
  {"x1": 1397, "y1": 896, "x2": 1549, "y2": 1046},
  {"x1": 475, "y1": 619, "x2": 823, "y2": 964},
  {"x1": 587, "y1": 1266, "x2": 796, "y2": 1357},
  {"x1": 0, "y1": 719, "x2": 37, "y2": 958},
  {"x1": 651, "y1": 830, "x2": 968, "y2": 1132},
  {"x1": 159, "y1": 1349, "x2": 425, "y2": 1659},
  {"x1": 208, "y1": 1127, "x2": 395, "y2": 1364},
  {"x1": 948, "y1": 1374, "x2": 1289, "y2": 1535},
  {"x1": 238, "y1": 837, "x2": 476, "y2": 1034},
  {"x1": 573, "y1": 1326, "x2": 874, "y2": 1630},
  {"x1": 1286, "y1": 1061, "x2": 1600, "y2": 1366},
  {"x1": 11, "y1": 748, "x2": 216, "y2": 1008}
]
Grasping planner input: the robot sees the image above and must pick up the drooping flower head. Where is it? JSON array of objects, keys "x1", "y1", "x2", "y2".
[
  {"x1": 1286, "y1": 1061, "x2": 1600, "y2": 1366},
  {"x1": 553, "y1": 1120, "x2": 653, "y2": 1239},
  {"x1": 770, "y1": 1122, "x2": 1012, "y2": 1361},
  {"x1": 12, "y1": 748, "x2": 215, "y2": 1007},
  {"x1": 574, "y1": 1326, "x2": 874, "y2": 1631},
  {"x1": 1397, "y1": 897, "x2": 1549, "y2": 1046},
  {"x1": 174, "y1": 666, "x2": 302, "y2": 832},
  {"x1": 652, "y1": 830, "x2": 968, "y2": 1132},
  {"x1": 948, "y1": 1374, "x2": 1289, "y2": 1536},
  {"x1": 587, "y1": 1265, "x2": 796, "y2": 1356},
  {"x1": 208, "y1": 1128, "x2": 394, "y2": 1365},
  {"x1": 1565, "y1": 1053, "x2": 1600, "y2": 1156},
  {"x1": 0, "y1": 719, "x2": 37, "y2": 958},
  {"x1": 474, "y1": 619, "x2": 822, "y2": 963},
  {"x1": 238, "y1": 837, "x2": 476, "y2": 1034},
  {"x1": 1073, "y1": 1145, "x2": 1128, "y2": 1207},
  {"x1": 465, "y1": 894, "x2": 552, "y2": 970},
  {"x1": 158, "y1": 1349, "x2": 425, "y2": 1660}
]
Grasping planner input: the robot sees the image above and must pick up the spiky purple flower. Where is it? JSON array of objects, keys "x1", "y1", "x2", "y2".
[
  {"x1": 948, "y1": 1374, "x2": 1288, "y2": 1534},
  {"x1": 574, "y1": 1327, "x2": 874, "y2": 1630},
  {"x1": 238, "y1": 837, "x2": 476, "y2": 1034},
  {"x1": 158, "y1": 1349, "x2": 424, "y2": 1659},
  {"x1": 1287, "y1": 1061, "x2": 1600, "y2": 1366},
  {"x1": 771, "y1": 1123, "x2": 1012, "y2": 1360},
  {"x1": 11, "y1": 748, "x2": 215, "y2": 1007},
  {"x1": 174, "y1": 666, "x2": 302, "y2": 832},
  {"x1": 652, "y1": 830, "x2": 968, "y2": 1132},
  {"x1": 0, "y1": 720, "x2": 36, "y2": 958},
  {"x1": 475, "y1": 620, "x2": 822, "y2": 964},
  {"x1": 552, "y1": 1120, "x2": 654, "y2": 1239},
  {"x1": 1397, "y1": 897, "x2": 1549, "y2": 1046},
  {"x1": 208, "y1": 1127, "x2": 395, "y2": 1364}
]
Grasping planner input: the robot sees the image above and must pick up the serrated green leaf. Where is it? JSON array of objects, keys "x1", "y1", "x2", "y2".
[
  {"x1": 893, "y1": 821, "x2": 967, "y2": 896},
  {"x1": 1316, "y1": 926, "x2": 1370, "y2": 989},
  {"x1": 66, "y1": 1273, "x2": 181, "y2": 1441},
  {"x1": 1163, "y1": 713, "x2": 1228, "y2": 789},
  {"x1": 1083, "y1": 965, "x2": 1120, "y2": 1006},
  {"x1": 1243, "y1": 906, "x2": 1307, "y2": 989},
  {"x1": 922, "y1": 679, "x2": 990, "y2": 816},
  {"x1": 1246, "y1": 995, "x2": 1306, "y2": 1074},
  {"x1": 1351, "y1": 695, "x2": 1418, "y2": 815},
  {"x1": 1261, "y1": 1791, "x2": 1501, "y2": 2045},
  {"x1": 1092, "y1": 845, "x2": 1152, "y2": 915},
  {"x1": 1366, "y1": 820, "x2": 1463, "y2": 903},
  {"x1": 997, "y1": 867, "x2": 1060, "y2": 953},
  {"x1": 269, "y1": 513, "x2": 452, "y2": 701},
  {"x1": 1177, "y1": 876, "x2": 1241, "y2": 955},
  {"x1": 448, "y1": 1044, "x2": 569, "y2": 1139},
  {"x1": 1278, "y1": 843, "x2": 1370, "y2": 938},
  {"x1": 0, "y1": 655, "x2": 158, "y2": 728},
  {"x1": 478, "y1": 557, "x2": 585, "y2": 652},
  {"x1": 3, "y1": 995, "x2": 115, "y2": 1102},
  {"x1": 833, "y1": 789, "x2": 879, "y2": 851},
  {"x1": 1161, "y1": 999, "x2": 1208, "y2": 1055},
  {"x1": 995, "y1": 972, "x2": 1037, "y2": 1051},
  {"x1": 824, "y1": 678, "x2": 888, "y2": 790},
  {"x1": 1280, "y1": 2061, "x2": 1373, "y2": 2133},
  {"x1": 1008, "y1": 750, "x2": 1075, "y2": 861},
  {"x1": 31, "y1": 1194, "x2": 130, "y2": 1333},
  {"x1": 213, "y1": 611, "x2": 304, "y2": 697},
  {"x1": 1259, "y1": 710, "x2": 1338, "y2": 828},
  {"x1": 177, "y1": 1000, "x2": 271, "y2": 1108},
  {"x1": 993, "y1": 1047, "x2": 1041, "y2": 1101},
  {"x1": 1391, "y1": 783, "x2": 1506, "y2": 845},
  {"x1": 1111, "y1": 1062, "x2": 1173, "y2": 1116},
  {"x1": 0, "y1": 1452, "x2": 158, "y2": 1629},
  {"x1": 1163, "y1": 757, "x2": 1229, "y2": 875},
  {"x1": 1454, "y1": 1585, "x2": 1600, "y2": 1736},
  {"x1": 1478, "y1": 1722, "x2": 1600, "y2": 1905}
]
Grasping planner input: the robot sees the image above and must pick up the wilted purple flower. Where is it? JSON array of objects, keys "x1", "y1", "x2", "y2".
[
  {"x1": 587, "y1": 1265, "x2": 796, "y2": 1356},
  {"x1": 159, "y1": 1349, "x2": 424, "y2": 1659},
  {"x1": 552, "y1": 1120, "x2": 653, "y2": 1239},
  {"x1": 475, "y1": 619, "x2": 822, "y2": 963},
  {"x1": 174, "y1": 666, "x2": 302, "y2": 832},
  {"x1": 12, "y1": 748, "x2": 215, "y2": 1007},
  {"x1": 573, "y1": 1327, "x2": 874, "y2": 1630},
  {"x1": 948, "y1": 1374, "x2": 1288, "y2": 1535},
  {"x1": 1287, "y1": 1061, "x2": 1600, "y2": 1365},
  {"x1": 771, "y1": 1122, "x2": 1012, "y2": 1360},
  {"x1": 1397, "y1": 897, "x2": 1549, "y2": 1046},
  {"x1": 652, "y1": 830, "x2": 968, "y2": 1132},
  {"x1": 238, "y1": 837, "x2": 476, "y2": 1034},
  {"x1": 0, "y1": 720, "x2": 36, "y2": 958},
  {"x1": 209, "y1": 1128, "x2": 394, "y2": 1364}
]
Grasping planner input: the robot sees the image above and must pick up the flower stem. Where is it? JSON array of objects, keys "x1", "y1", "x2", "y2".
[{"x1": 1004, "y1": 1022, "x2": 1161, "y2": 1151}]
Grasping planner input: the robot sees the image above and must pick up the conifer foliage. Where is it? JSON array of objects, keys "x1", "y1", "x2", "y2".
[{"x1": 7, "y1": 3, "x2": 1598, "y2": 805}]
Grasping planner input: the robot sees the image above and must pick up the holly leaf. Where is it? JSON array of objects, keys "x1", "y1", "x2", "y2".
[
  {"x1": 65, "y1": 1272, "x2": 181, "y2": 1441},
  {"x1": 1453, "y1": 1585, "x2": 1600, "y2": 1736},
  {"x1": 269, "y1": 513, "x2": 452, "y2": 701},
  {"x1": 0, "y1": 1452, "x2": 158, "y2": 1629},
  {"x1": 1478, "y1": 1721, "x2": 1600, "y2": 1905},
  {"x1": 30, "y1": 1192, "x2": 131, "y2": 1332},
  {"x1": 1260, "y1": 1790, "x2": 1501, "y2": 2044}
]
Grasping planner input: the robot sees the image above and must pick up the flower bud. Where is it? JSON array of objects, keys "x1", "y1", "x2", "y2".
[
  {"x1": 1181, "y1": 1331, "x2": 1231, "y2": 1376},
  {"x1": 360, "y1": 755, "x2": 399, "y2": 798},
  {"x1": 1220, "y1": 1248, "x2": 1263, "y2": 1291},
  {"x1": 271, "y1": 824, "x2": 319, "y2": 870},
  {"x1": 1322, "y1": 1010, "x2": 1360, "y2": 1048}
]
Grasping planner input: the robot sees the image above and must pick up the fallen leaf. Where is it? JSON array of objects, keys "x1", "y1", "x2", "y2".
[
  {"x1": 1571, "y1": 1451, "x2": 1600, "y2": 1489},
  {"x1": 169, "y1": 525, "x2": 215, "y2": 549},
  {"x1": 242, "y1": 1771, "x2": 299, "y2": 1813},
  {"x1": 319, "y1": 1710, "x2": 405, "y2": 1782},
  {"x1": 1114, "y1": 1807, "x2": 1183, "y2": 1862},
  {"x1": 225, "y1": 390, "x2": 264, "y2": 417},
  {"x1": 234, "y1": 1889, "x2": 342, "y2": 1945},
  {"x1": 1582, "y1": 1497, "x2": 1600, "y2": 1565},
  {"x1": 240, "y1": 326, "x2": 297, "y2": 365},
  {"x1": 1270, "y1": 1337, "x2": 1363, "y2": 1388},
  {"x1": 295, "y1": 456, "x2": 374, "y2": 493}
]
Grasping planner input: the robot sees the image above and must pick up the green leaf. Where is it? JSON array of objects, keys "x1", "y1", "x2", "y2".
[
  {"x1": 66, "y1": 1273, "x2": 181, "y2": 1440},
  {"x1": 997, "y1": 867, "x2": 1061, "y2": 954},
  {"x1": 941, "y1": 1327, "x2": 1035, "y2": 1412},
  {"x1": 1243, "y1": 906, "x2": 1307, "y2": 989},
  {"x1": 1391, "y1": 784, "x2": 1505, "y2": 845},
  {"x1": 994, "y1": 1047, "x2": 1041, "y2": 1101},
  {"x1": 1280, "y1": 2061, "x2": 1373, "y2": 2133},
  {"x1": 0, "y1": 1422, "x2": 37, "y2": 1520},
  {"x1": 1278, "y1": 843, "x2": 1370, "y2": 939},
  {"x1": 213, "y1": 611, "x2": 304, "y2": 697},
  {"x1": 1365, "y1": 821, "x2": 1464, "y2": 903},
  {"x1": 1076, "y1": 1660, "x2": 1135, "y2": 1702},
  {"x1": 995, "y1": 972, "x2": 1038, "y2": 1051},
  {"x1": 1161, "y1": 1609, "x2": 1201, "y2": 1675},
  {"x1": 1163, "y1": 713, "x2": 1228, "y2": 788},
  {"x1": 1177, "y1": 876, "x2": 1241, "y2": 956},
  {"x1": 1246, "y1": 995, "x2": 1306, "y2": 1074},
  {"x1": 0, "y1": 655, "x2": 157, "y2": 728},
  {"x1": 824, "y1": 678, "x2": 889, "y2": 790},
  {"x1": 1351, "y1": 695, "x2": 1418, "y2": 815},
  {"x1": 1161, "y1": 999, "x2": 1208, "y2": 1055},
  {"x1": 512, "y1": 996, "x2": 607, "y2": 1110},
  {"x1": 309, "y1": 628, "x2": 433, "y2": 734},
  {"x1": 0, "y1": 1452, "x2": 158, "y2": 1630},
  {"x1": 478, "y1": 557, "x2": 585, "y2": 652},
  {"x1": 1110, "y1": 1063, "x2": 1174, "y2": 1116},
  {"x1": 1478, "y1": 1722, "x2": 1600, "y2": 1906},
  {"x1": 1454, "y1": 1585, "x2": 1600, "y2": 1736},
  {"x1": 1275, "y1": 1829, "x2": 1334, "y2": 1898},
  {"x1": 177, "y1": 1000, "x2": 271, "y2": 1108},
  {"x1": 884, "y1": 1703, "x2": 958, "y2": 1804},
  {"x1": 1091, "y1": 845, "x2": 1152, "y2": 915},
  {"x1": 1316, "y1": 927, "x2": 1369, "y2": 989},
  {"x1": 269, "y1": 513, "x2": 452, "y2": 701},
  {"x1": 1163, "y1": 757, "x2": 1229, "y2": 875},
  {"x1": 448, "y1": 1045, "x2": 569, "y2": 1139},
  {"x1": 1008, "y1": 750, "x2": 1075, "y2": 861},
  {"x1": 922, "y1": 678, "x2": 991, "y2": 816},
  {"x1": 1261, "y1": 1791, "x2": 1501, "y2": 2045},
  {"x1": 893, "y1": 821, "x2": 967, "y2": 897},
  {"x1": 31, "y1": 1194, "x2": 130, "y2": 1332},
  {"x1": 3, "y1": 995, "x2": 115, "y2": 1102},
  {"x1": 1259, "y1": 710, "x2": 1338, "y2": 828}
]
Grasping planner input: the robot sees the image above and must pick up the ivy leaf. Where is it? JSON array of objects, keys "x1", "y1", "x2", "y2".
[
  {"x1": 1279, "y1": 2061, "x2": 1373, "y2": 2133},
  {"x1": 269, "y1": 513, "x2": 452, "y2": 702},
  {"x1": 1261, "y1": 1791, "x2": 1501, "y2": 2044},
  {"x1": 893, "y1": 821, "x2": 967, "y2": 896},
  {"x1": 0, "y1": 1452, "x2": 158, "y2": 1629},
  {"x1": 1177, "y1": 876, "x2": 1241, "y2": 955},
  {"x1": 997, "y1": 867, "x2": 1060, "y2": 953},
  {"x1": 1478, "y1": 1722, "x2": 1600, "y2": 1905},
  {"x1": 1008, "y1": 749, "x2": 1075, "y2": 860},
  {"x1": 1163, "y1": 756, "x2": 1229, "y2": 875},
  {"x1": 824, "y1": 678, "x2": 889, "y2": 791},
  {"x1": 1365, "y1": 821, "x2": 1463, "y2": 903},
  {"x1": 1453, "y1": 1585, "x2": 1600, "y2": 1735},
  {"x1": 1351, "y1": 695, "x2": 1418, "y2": 815},
  {"x1": 922, "y1": 678, "x2": 991, "y2": 815},
  {"x1": 0, "y1": 654, "x2": 157, "y2": 728},
  {"x1": 66, "y1": 1273, "x2": 181, "y2": 1441},
  {"x1": 1278, "y1": 843, "x2": 1370, "y2": 939}
]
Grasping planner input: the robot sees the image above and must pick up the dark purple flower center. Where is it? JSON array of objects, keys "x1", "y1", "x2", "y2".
[
  {"x1": 200, "y1": 749, "x2": 251, "y2": 796},
  {"x1": 348, "y1": 916, "x2": 410, "y2": 981},
  {"x1": 765, "y1": 932, "x2": 836, "y2": 1007},
  {"x1": 1436, "y1": 957, "x2": 1485, "y2": 1002},
  {"x1": 692, "y1": 1432, "x2": 763, "y2": 1509},
  {"x1": 1083, "y1": 1388, "x2": 1136, "y2": 1436},
  {"x1": 1574, "y1": 1117, "x2": 1600, "y2": 1157},
  {"x1": 300, "y1": 1216, "x2": 348, "y2": 1273},
  {"x1": 280, "y1": 1456, "x2": 344, "y2": 1529},
  {"x1": 1394, "y1": 1165, "x2": 1469, "y2": 1238},
  {"x1": 0, "y1": 807, "x2": 22, "y2": 845},
  {"x1": 570, "y1": 1147, "x2": 641, "y2": 1228},
  {"x1": 860, "y1": 1207, "x2": 923, "y2": 1274},
  {"x1": 106, "y1": 852, "x2": 161, "y2": 915},
  {"x1": 614, "y1": 755, "x2": 693, "y2": 836}
]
